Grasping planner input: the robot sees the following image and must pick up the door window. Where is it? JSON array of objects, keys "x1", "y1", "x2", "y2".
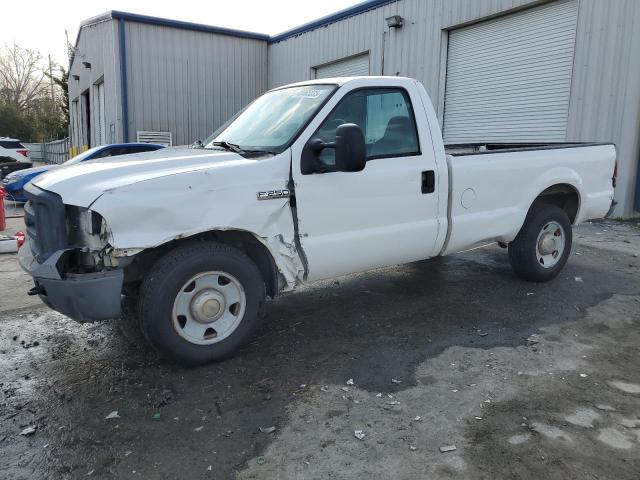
[
  {"x1": 91, "y1": 147, "x2": 115, "y2": 159},
  {"x1": 313, "y1": 88, "x2": 420, "y2": 166}
]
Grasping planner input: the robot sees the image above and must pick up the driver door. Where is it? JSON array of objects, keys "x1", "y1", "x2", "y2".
[{"x1": 292, "y1": 81, "x2": 442, "y2": 281}]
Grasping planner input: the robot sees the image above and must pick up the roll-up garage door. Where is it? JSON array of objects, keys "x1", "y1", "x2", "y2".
[
  {"x1": 443, "y1": 0, "x2": 578, "y2": 144},
  {"x1": 314, "y1": 53, "x2": 370, "y2": 79}
]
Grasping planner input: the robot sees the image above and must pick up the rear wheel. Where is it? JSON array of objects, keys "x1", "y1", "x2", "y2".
[
  {"x1": 138, "y1": 241, "x2": 265, "y2": 366},
  {"x1": 508, "y1": 203, "x2": 572, "y2": 282}
]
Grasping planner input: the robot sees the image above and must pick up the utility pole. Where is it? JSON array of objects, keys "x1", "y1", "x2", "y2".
[{"x1": 48, "y1": 54, "x2": 55, "y2": 101}]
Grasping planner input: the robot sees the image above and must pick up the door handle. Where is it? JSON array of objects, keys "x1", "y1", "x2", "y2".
[{"x1": 421, "y1": 170, "x2": 435, "y2": 194}]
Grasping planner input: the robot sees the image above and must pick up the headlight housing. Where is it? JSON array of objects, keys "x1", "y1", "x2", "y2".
[{"x1": 66, "y1": 206, "x2": 109, "y2": 250}]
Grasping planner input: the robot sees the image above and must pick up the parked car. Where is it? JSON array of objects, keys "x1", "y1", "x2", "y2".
[
  {"x1": 0, "y1": 137, "x2": 31, "y2": 180},
  {"x1": 19, "y1": 77, "x2": 617, "y2": 366},
  {"x1": 2, "y1": 143, "x2": 165, "y2": 202}
]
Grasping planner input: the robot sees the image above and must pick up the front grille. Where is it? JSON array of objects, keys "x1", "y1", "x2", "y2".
[{"x1": 23, "y1": 183, "x2": 67, "y2": 262}]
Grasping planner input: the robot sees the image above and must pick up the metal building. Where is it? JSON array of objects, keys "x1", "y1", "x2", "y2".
[
  {"x1": 70, "y1": 0, "x2": 640, "y2": 217},
  {"x1": 68, "y1": 11, "x2": 268, "y2": 152}
]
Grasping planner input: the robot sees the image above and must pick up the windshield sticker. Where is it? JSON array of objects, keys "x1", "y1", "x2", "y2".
[{"x1": 293, "y1": 89, "x2": 324, "y2": 99}]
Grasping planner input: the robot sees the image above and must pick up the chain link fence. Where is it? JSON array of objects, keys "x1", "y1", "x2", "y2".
[{"x1": 23, "y1": 138, "x2": 70, "y2": 165}]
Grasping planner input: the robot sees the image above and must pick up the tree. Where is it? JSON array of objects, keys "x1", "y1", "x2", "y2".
[
  {"x1": 0, "y1": 43, "x2": 46, "y2": 112},
  {"x1": 0, "y1": 103, "x2": 35, "y2": 140},
  {"x1": 0, "y1": 43, "x2": 68, "y2": 142},
  {"x1": 45, "y1": 66, "x2": 69, "y2": 126}
]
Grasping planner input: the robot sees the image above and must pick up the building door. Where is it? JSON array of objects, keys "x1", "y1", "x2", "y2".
[
  {"x1": 95, "y1": 82, "x2": 106, "y2": 145},
  {"x1": 443, "y1": 0, "x2": 578, "y2": 144},
  {"x1": 81, "y1": 90, "x2": 91, "y2": 148},
  {"x1": 314, "y1": 53, "x2": 370, "y2": 79}
]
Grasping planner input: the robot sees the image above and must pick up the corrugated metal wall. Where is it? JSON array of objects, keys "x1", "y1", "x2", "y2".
[
  {"x1": 566, "y1": 0, "x2": 640, "y2": 217},
  {"x1": 124, "y1": 22, "x2": 268, "y2": 146},
  {"x1": 268, "y1": 0, "x2": 640, "y2": 217},
  {"x1": 69, "y1": 19, "x2": 121, "y2": 151},
  {"x1": 314, "y1": 53, "x2": 371, "y2": 78}
]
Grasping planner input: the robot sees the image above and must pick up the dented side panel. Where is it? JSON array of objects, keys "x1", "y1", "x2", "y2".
[{"x1": 89, "y1": 151, "x2": 305, "y2": 289}]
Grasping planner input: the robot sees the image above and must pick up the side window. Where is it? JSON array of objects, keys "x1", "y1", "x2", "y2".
[
  {"x1": 313, "y1": 88, "x2": 420, "y2": 166},
  {"x1": 125, "y1": 146, "x2": 159, "y2": 154},
  {"x1": 91, "y1": 148, "x2": 114, "y2": 159}
]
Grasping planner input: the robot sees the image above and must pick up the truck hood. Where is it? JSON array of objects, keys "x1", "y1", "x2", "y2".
[{"x1": 32, "y1": 147, "x2": 255, "y2": 207}]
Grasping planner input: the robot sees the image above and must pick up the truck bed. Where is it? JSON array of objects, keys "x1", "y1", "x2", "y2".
[{"x1": 441, "y1": 142, "x2": 616, "y2": 256}]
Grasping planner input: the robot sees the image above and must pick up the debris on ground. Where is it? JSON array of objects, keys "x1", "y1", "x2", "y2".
[
  {"x1": 256, "y1": 457, "x2": 266, "y2": 465},
  {"x1": 341, "y1": 387, "x2": 350, "y2": 392},
  {"x1": 376, "y1": 393, "x2": 382, "y2": 398},
  {"x1": 194, "y1": 426, "x2": 204, "y2": 432},
  {"x1": 153, "y1": 389, "x2": 174, "y2": 408},
  {"x1": 391, "y1": 378, "x2": 402, "y2": 384},
  {"x1": 259, "y1": 426, "x2": 276, "y2": 434},
  {"x1": 439, "y1": 444, "x2": 457, "y2": 453},
  {"x1": 346, "y1": 379, "x2": 354, "y2": 385},
  {"x1": 320, "y1": 385, "x2": 329, "y2": 392},
  {"x1": 412, "y1": 416, "x2": 422, "y2": 421},
  {"x1": 354, "y1": 430, "x2": 365, "y2": 440},
  {"x1": 595, "y1": 404, "x2": 616, "y2": 412},
  {"x1": 409, "y1": 446, "x2": 417, "y2": 451},
  {"x1": 152, "y1": 412, "x2": 161, "y2": 420},
  {"x1": 579, "y1": 373, "x2": 588, "y2": 378},
  {"x1": 574, "y1": 276, "x2": 584, "y2": 282},
  {"x1": 105, "y1": 411, "x2": 120, "y2": 420},
  {"x1": 20, "y1": 426, "x2": 36, "y2": 436}
]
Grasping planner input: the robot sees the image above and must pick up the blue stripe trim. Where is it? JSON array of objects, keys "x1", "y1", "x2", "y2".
[
  {"x1": 81, "y1": 11, "x2": 269, "y2": 41},
  {"x1": 269, "y1": 0, "x2": 399, "y2": 43},
  {"x1": 74, "y1": 0, "x2": 397, "y2": 54},
  {"x1": 118, "y1": 18, "x2": 129, "y2": 143}
]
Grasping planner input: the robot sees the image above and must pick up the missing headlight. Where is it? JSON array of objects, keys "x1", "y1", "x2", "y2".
[
  {"x1": 91, "y1": 211, "x2": 103, "y2": 235},
  {"x1": 66, "y1": 206, "x2": 108, "y2": 249}
]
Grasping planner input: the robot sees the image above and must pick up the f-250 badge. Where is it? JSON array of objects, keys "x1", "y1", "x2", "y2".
[{"x1": 256, "y1": 189, "x2": 291, "y2": 201}]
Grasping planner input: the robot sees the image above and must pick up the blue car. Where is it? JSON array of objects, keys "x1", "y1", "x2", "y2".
[{"x1": 1, "y1": 143, "x2": 165, "y2": 202}]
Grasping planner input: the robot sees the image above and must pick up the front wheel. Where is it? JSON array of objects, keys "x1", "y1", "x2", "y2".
[
  {"x1": 138, "y1": 241, "x2": 265, "y2": 366},
  {"x1": 508, "y1": 203, "x2": 572, "y2": 282}
]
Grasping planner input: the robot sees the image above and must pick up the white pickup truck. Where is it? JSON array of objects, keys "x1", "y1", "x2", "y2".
[{"x1": 19, "y1": 77, "x2": 617, "y2": 365}]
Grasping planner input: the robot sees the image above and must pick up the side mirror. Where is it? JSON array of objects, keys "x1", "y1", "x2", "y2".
[
  {"x1": 334, "y1": 123, "x2": 366, "y2": 172},
  {"x1": 301, "y1": 123, "x2": 367, "y2": 175}
]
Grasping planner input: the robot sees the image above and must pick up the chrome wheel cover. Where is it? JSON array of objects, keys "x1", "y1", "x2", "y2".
[
  {"x1": 536, "y1": 221, "x2": 565, "y2": 269},
  {"x1": 172, "y1": 271, "x2": 246, "y2": 345}
]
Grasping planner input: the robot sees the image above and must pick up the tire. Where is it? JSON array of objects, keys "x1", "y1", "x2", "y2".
[
  {"x1": 115, "y1": 295, "x2": 156, "y2": 355},
  {"x1": 137, "y1": 241, "x2": 265, "y2": 366},
  {"x1": 508, "y1": 203, "x2": 572, "y2": 282}
]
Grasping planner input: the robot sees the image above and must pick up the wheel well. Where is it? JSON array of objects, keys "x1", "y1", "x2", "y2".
[
  {"x1": 534, "y1": 184, "x2": 580, "y2": 224},
  {"x1": 122, "y1": 230, "x2": 280, "y2": 298}
]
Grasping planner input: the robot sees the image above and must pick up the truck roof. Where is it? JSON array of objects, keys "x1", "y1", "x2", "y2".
[{"x1": 274, "y1": 76, "x2": 415, "y2": 90}]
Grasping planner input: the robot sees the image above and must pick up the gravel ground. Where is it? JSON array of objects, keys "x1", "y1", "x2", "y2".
[{"x1": 0, "y1": 213, "x2": 639, "y2": 479}]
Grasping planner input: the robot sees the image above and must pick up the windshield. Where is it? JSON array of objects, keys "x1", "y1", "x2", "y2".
[
  {"x1": 204, "y1": 85, "x2": 336, "y2": 153},
  {"x1": 64, "y1": 146, "x2": 105, "y2": 166}
]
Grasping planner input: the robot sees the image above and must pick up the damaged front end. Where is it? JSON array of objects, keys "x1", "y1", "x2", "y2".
[{"x1": 19, "y1": 184, "x2": 125, "y2": 322}]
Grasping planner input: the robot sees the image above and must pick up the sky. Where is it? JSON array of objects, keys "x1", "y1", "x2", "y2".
[{"x1": 2, "y1": 0, "x2": 363, "y2": 67}]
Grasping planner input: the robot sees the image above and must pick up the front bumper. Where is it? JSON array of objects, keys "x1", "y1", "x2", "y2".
[{"x1": 18, "y1": 238, "x2": 124, "y2": 322}]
